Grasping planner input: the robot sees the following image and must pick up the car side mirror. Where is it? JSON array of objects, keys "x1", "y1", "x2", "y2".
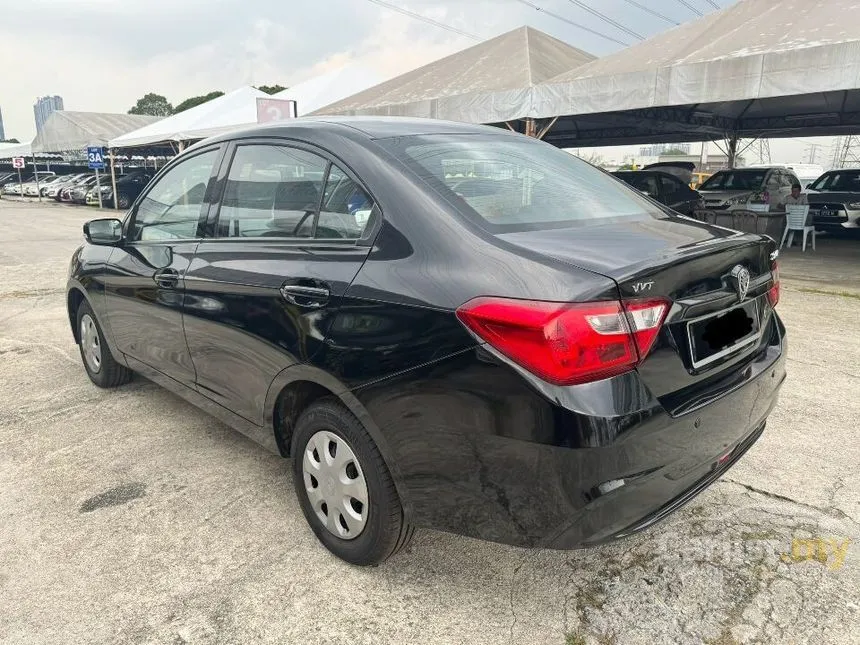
[{"x1": 84, "y1": 218, "x2": 123, "y2": 245}]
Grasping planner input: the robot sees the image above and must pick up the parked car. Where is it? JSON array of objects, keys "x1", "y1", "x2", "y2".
[
  {"x1": 93, "y1": 171, "x2": 153, "y2": 208},
  {"x1": 806, "y1": 168, "x2": 860, "y2": 231},
  {"x1": 61, "y1": 175, "x2": 99, "y2": 203},
  {"x1": 698, "y1": 167, "x2": 799, "y2": 210},
  {"x1": 24, "y1": 174, "x2": 64, "y2": 196},
  {"x1": 67, "y1": 118, "x2": 785, "y2": 566},
  {"x1": 3, "y1": 171, "x2": 55, "y2": 196},
  {"x1": 689, "y1": 171, "x2": 712, "y2": 189},
  {"x1": 45, "y1": 174, "x2": 89, "y2": 199},
  {"x1": 613, "y1": 168, "x2": 702, "y2": 215}
]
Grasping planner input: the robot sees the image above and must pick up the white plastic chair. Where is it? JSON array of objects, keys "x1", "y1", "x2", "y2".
[{"x1": 780, "y1": 205, "x2": 815, "y2": 251}]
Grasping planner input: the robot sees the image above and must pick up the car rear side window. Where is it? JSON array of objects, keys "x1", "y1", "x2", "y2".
[
  {"x1": 130, "y1": 149, "x2": 218, "y2": 241},
  {"x1": 217, "y1": 144, "x2": 375, "y2": 240},
  {"x1": 380, "y1": 134, "x2": 664, "y2": 233}
]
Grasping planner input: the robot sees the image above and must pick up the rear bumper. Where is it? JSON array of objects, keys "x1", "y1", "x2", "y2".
[{"x1": 356, "y1": 313, "x2": 786, "y2": 550}]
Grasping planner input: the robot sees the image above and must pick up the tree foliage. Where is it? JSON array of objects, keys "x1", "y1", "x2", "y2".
[
  {"x1": 173, "y1": 91, "x2": 225, "y2": 114},
  {"x1": 662, "y1": 148, "x2": 689, "y2": 156},
  {"x1": 257, "y1": 84, "x2": 287, "y2": 95},
  {"x1": 128, "y1": 93, "x2": 173, "y2": 117},
  {"x1": 0, "y1": 138, "x2": 20, "y2": 144}
]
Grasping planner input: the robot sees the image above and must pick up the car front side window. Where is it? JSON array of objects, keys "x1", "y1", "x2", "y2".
[{"x1": 129, "y1": 149, "x2": 219, "y2": 242}]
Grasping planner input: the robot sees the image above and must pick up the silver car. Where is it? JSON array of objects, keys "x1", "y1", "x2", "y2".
[
  {"x1": 806, "y1": 168, "x2": 860, "y2": 230},
  {"x1": 698, "y1": 167, "x2": 799, "y2": 211}
]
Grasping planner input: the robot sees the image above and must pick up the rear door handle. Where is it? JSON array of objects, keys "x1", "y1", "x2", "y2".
[
  {"x1": 154, "y1": 268, "x2": 180, "y2": 289},
  {"x1": 280, "y1": 284, "x2": 330, "y2": 308}
]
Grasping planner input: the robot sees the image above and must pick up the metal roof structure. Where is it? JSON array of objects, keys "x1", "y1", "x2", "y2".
[
  {"x1": 531, "y1": 0, "x2": 860, "y2": 147},
  {"x1": 314, "y1": 26, "x2": 595, "y2": 123},
  {"x1": 110, "y1": 86, "x2": 269, "y2": 148},
  {"x1": 31, "y1": 111, "x2": 159, "y2": 153}
]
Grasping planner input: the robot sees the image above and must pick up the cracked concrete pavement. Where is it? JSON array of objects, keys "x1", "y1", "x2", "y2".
[{"x1": 0, "y1": 200, "x2": 858, "y2": 644}]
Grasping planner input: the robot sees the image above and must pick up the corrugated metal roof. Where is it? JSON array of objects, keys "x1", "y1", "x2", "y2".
[{"x1": 314, "y1": 26, "x2": 595, "y2": 123}]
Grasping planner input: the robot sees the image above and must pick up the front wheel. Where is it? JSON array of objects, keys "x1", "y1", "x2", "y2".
[
  {"x1": 76, "y1": 300, "x2": 133, "y2": 388},
  {"x1": 117, "y1": 193, "x2": 130, "y2": 209},
  {"x1": 291, "y1": 399, "x2": 413, "y2": 566}
]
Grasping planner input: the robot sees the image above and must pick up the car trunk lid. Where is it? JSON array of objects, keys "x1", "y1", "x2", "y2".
[{"x1": 496, "y1": 215, "x2": 778, "y2": 401}]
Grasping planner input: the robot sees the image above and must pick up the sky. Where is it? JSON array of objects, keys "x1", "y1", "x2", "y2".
[{"x1": 0, "y1": 0, "x2": 839, "y2": 164}]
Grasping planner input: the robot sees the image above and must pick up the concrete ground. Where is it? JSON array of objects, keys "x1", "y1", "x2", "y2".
[{"x1": 1, "y1": 199, "x2": 858, "y2": 645}]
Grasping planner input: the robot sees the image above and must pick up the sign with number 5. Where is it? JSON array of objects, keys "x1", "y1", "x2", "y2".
[{"x1": 256, "y1": 98, "x2": 297, "y2": 124}]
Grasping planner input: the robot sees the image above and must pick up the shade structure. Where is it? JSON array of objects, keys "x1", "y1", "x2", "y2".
[
  {"x1": 110, "y1": 86, "x2": 269, "y2": 148},
  {"x1": 274, "y1": 64, "x2": 384, "y2": 116},
  {"x1": 314, "y1": 26, "x2": 595, "y2": 123},
  {"x1": 30, "y1": 111, "x2": 159, "y2": 153},
  {"x1": 532, "y1": 0, "x2": 860, "y2": 146},
  {"x1": 0, "y1": 141, "x2": 33, "y2": 158}
]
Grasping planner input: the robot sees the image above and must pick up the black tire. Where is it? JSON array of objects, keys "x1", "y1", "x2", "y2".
[
  {"x1": 291, "y1": 398, "x2": 413, "y2": 566},
  {"x1": 75, "y1": 300, "x2": 133, "y2": 388},
  {"x1": 117, "y1": 193, "x2": 130, "y2": 209}
]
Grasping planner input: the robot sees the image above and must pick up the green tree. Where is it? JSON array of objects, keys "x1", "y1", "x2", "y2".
[
  {"x1": 128, "y1": 93, "x2": 173, "y2": 117},
  {"x1": 662, "y1": 148, "x2": 689, "y2": 156},
  {"x1": 173, "y1": 91, "x2": 225, "y2": 114},
  {"x1": 0, "y1": 138, "x2": 20, "y2": 143},
  {"x1": 257, "y1": 84, "x2": 287, "y2": 95}
]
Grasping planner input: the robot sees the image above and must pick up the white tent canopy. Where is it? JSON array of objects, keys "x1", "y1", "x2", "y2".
[
  {"x1": 0, "y1": 141, "x2": 33, "y2": 158},
  {"x1": 30, "y1": 111, "x2": 158, "y2": 153},
  {"x1": 274, "y1": 64, "x2": 384, "y2": 116},
  {"x1": 531, "y1": 0, "x2": 860, "y2": 147},
  {"x1": 110, "y1": 86, "x2": 269, "y2": 148},
  {"x1": 315, "y1": 26, "x2": 595, "y2": 123}
]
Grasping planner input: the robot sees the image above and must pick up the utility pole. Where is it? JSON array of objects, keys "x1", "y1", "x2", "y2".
[
  {"x1": 831, "y1": 136, "x2": 860, "y2": 168},
  {"x1": 804, "y1": 143, "x2": 823, "y2": 165}
]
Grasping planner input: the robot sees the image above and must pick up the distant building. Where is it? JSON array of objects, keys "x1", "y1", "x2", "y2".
[
  {"x1": 639, "y1": 143, "x2": 692, "y2": 156},
  {"x1": 33, "y1": 95, "x2": 64, "y2": 133},
  {"x1": 656, "y1": 152, "x2": 744, "y2": 174},
  {"x1": 0, "y1": 106, "x2": 5, "y2": 140}
]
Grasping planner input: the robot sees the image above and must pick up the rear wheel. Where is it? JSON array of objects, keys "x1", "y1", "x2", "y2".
[
  {"x1": 291, "y1": 399, "x2": 413, "y2": 566},
  {"x1": 117, "y1": 193, "x2": 130, "y2": 209},
  {"x1": 76, "y1": 300, "x2": 132, "y2": 388}
]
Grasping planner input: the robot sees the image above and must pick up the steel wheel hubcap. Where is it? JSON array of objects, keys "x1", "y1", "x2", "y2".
[
  {"x1": 302, "y1": 430, "x2": 369, "y2": 540},
  {"x1": 80, "y1": 314, "x2": 102, "y2": 372}
]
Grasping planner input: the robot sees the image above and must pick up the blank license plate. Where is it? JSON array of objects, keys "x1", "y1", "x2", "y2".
[{"x1": 688, "y1": 300, "x2": 760, "y2": 367}]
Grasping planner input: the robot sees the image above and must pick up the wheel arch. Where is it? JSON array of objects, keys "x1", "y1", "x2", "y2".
[
  {"x1": 266, "y1": 364, "x2": 412, "y2": 517},
  {"x1": 67, "y1": 286, "x2": 87, "y2": 343}
]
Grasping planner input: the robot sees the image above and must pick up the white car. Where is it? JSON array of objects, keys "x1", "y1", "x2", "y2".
[{"x1": 698, "y1": 167, "x2": 799, "y2": 211}]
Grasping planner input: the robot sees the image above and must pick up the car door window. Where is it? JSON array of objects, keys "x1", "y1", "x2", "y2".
[
  {"x1": 766, "y1": 172, "x2": 780, "y2": 189},
  {"x1": 658, "y1": 175, "x2": 683, "y2": 199},
  {"x1": 623, "y1": 173, "x2": 659, "y2": 198},
  {"x1": 217, "y1": 144, "x2": 327, "y2": 238},
  {"x1": 129, "y1": 149, "x2": 218, "y2": 242},
  {"x1": 317, "y1": 164, "x2": 375, "y2": 239}
]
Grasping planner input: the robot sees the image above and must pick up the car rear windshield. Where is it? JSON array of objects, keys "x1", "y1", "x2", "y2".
[
  {"x1": 379, "y1": 134, "x2": 665, "y2": 233},
  {"x1": 808, "y1": 170, "x2": 860, "y2": 192},
  {"x1": 699, "y1": 170, "x2": 767, "y2": 191}
]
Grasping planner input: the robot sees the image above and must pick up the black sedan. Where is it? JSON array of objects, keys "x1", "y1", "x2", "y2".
[
  {"x1": 67, "y1": 117, "x2": 785, "y2": 565},
  {"x1": 92, "y1": 171, "x2": 153, "y2": 209},
  {"x1": 613, "y1": 168, "x2": 703, "y2": 215}
]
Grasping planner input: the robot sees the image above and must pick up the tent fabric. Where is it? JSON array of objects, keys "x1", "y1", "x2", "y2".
[
  {"x1": 274, "y1": 65, "x2": 384, "y2": 116},
  {"x1": 313, "y1": 26, "x2": 595, "y2": 123},
  {"x1": 0, "y1": 141, "x2": 33, "y2": 158},
  {"x1": 110, "y1": 86, "x2": 269, "y2": 148},
  {"x1": 31, "y1": 111, "x2": 158, "y2": 153},
  {"x1": 533, "y1": 0, "x2": 860, "y2": 118}
]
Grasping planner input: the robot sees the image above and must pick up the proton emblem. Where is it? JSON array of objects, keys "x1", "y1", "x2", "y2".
[{"x1": 730, "y1": 265, "x2": 751, "y2": 302}]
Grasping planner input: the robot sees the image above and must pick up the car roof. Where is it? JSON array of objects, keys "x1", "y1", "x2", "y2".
[{"x1": 202, "y1": 116, "x2": 513, "y2": 146}]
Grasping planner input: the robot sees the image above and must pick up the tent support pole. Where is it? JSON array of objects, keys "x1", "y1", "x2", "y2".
[
  {"x1": 178, "y1": 140, "x2": 186, "y2": 153},
  {"x1": 504, "y1": 121, "x2": 517, "y2": 133},
  {"x1": 726, "y1": 134, "x2": 739, "y2": 169},
  {"x1": 536, "y1": 116, "x2": 559, "y2": 140},
  {"x1": 110, "y1": 149, "x2": 120, "y2": 211},
  {"x1": 524, "y1": 118, "x2": 537, "y2": 138}
]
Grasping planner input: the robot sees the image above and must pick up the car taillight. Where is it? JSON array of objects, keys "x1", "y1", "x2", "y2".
[
  {"x1": 455, "y1": 297, "x2": 669, "y2": 386},
  {"x1": 767, "y1": 261, "x2": 780, "y2": 307}
]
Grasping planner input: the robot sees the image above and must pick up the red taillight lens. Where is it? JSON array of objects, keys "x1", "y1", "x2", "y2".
[
  {"x1": 767, "y1": 261, "x2": 780, "y2": 307},
  {"x1": 456, "y1": 297, "x2": 669, "y2": 386}
]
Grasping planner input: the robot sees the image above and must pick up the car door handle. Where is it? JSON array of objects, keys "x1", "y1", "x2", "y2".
[
  {"x1": 154, "y1": 268, "x2": 180, "y2": 289},
  {"x1": 280, "y1": 285, "x2": 330, "y2": 308}
]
